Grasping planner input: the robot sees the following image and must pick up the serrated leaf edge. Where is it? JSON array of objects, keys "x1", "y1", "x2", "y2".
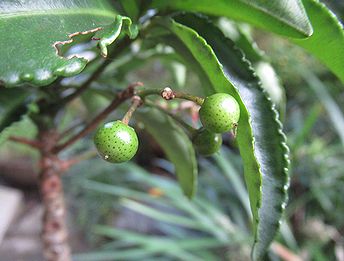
[{"x1": 154, "y1": 15, "x2": 290, "y2": 259}]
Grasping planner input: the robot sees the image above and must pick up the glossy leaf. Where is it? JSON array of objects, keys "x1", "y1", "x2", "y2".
[
  {"x1": 135, "y1": 106, "x2": 197, "y2": 198},
  {"x1": 146, "y1": 14, "x2": 289, "y2": 260},
  {"x1": 150, "y1": 0, "x2": 313, "y2": 38},
  {"x1": 293, "y1": 0, "x2": 344, "y2": 83},
  {"x1": 0, "y1": 0, "x2": 137, "y2": 87}
]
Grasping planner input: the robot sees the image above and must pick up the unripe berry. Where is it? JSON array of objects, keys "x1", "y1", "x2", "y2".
[
  {"x1": 193, "y1": 128, "x2": 222, "y2": 156},
  {"x1": 94, "y1": 120, "x2": 138, "y2": 163},
  {"x1": 199, "y1": 93, "x2": 240, "y2": 133}
]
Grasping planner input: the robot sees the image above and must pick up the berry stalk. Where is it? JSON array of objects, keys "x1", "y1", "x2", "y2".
[
  {"x1": 136, "y1": 87, "x2": 204, "y2": 105},
  {"x1": 145, "y1": 101, "x2": 197, "y2": 136},
  {"x1": 121, "y1": 96, "x2": 143, "y2": 125}
]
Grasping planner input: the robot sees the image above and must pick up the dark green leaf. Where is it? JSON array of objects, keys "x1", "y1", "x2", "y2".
[
  {"x1": 150, "y1": 0, "x2": 312, "y2": 38},
  {"x1": 0, "y1": 115, "x2": 31, "y2": 147},
  {"x1": 0, "y1": 88, "x2": 34, "y2": 147},
  {"x1": 146, "y1": 14, "x2": 289, "y2": 260},
  {"x1": 0, "y1": 88, "x2": 29, "y2": 131},
  {"x1": 293, "y1": 0, "x2": 344, "y2": 83},
  {"x1": 0, "y1": 1, "x2": 137, "y2": 87},
  {"x1": 135, "y1": 106, "x2": 197, "y2": 198}
]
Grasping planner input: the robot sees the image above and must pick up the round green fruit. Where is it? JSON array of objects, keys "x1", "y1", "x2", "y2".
[
  {"x1": 199, "y1": 93, "x2": 240, "y2": 133},
  {"x1": 94, "y1": 120, "x2": 139, "y2": 163},
  {"x1": 193, "y1": 128, "x2": 222, "y2": 156}
]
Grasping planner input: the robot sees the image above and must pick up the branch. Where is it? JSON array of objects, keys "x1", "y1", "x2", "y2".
[
  {"x1": 60, "y1": 150, "x2": 98, "y2": 172},
  {"x1": 58, "y1": 120, "x2": 85, "y2": 140},
  {"x1": 53, "y1": 82, "x2": 143, "y2": 153},
  {"x1": 145, "y1": 100, "x2": 197, "y2": 136},
  {"x1": 136, "y1": 87, "x2": 204, "y2": 105},
  {"x1": 38, "y1": 136, "x2": 71, "y2": 261},
  {"x1": 9, "y1": 136, "x2": 42, "y2": 149}
]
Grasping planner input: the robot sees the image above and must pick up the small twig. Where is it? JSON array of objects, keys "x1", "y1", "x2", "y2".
[
  {"x1": 9, "y1": 136, "x2": 42, "y2": 149},
  {"x1": 162, "y1": 87, "x2": 204, "y2": 105},
  {"x1": 58, "y1": 120, "x2": 85, "y2": 141},
  {"x1": 136, "y1": 87, "x2": 204, "y2": 105},
  {"x1": 60, "y1": 150, "x2": 98, "y2": 172},
  {"x1": 53, "y1": 82, "x2": 143, "y2": 153},
  {"x1": 145, "y1": 100, "x2": 197, "y2": 136},
  {"x1": 121, "y1": 96, "x2": 143, "y2": 125}
]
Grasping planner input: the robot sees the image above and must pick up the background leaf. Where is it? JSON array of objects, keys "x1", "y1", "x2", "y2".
[
  {"x1": 292, "y1": 0, "x2": 344, "y2": 83},
  {"x1": 135, "y1": 106, "x2": 198, "y2": 198},
  {"x1": 150, "y1": 0, "x2": 312, "y2": 38},
  {"x1": 0, "y1": 0, "x2": 137, "y2": 87},
  {"x1": 0, "y1": 87, "x2": 35, "y2": 147},
  {"x1": 0, "y1": 88, "x2": 29, "y2": 131}
]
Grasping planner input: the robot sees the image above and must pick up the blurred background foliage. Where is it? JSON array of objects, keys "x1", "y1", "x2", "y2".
[{"x1": 1, "y1": 1, "x2": 344, "y2": 260}]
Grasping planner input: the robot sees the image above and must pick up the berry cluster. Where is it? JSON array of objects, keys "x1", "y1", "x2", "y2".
[{"x1": 93, "y1": 90, "x2": 240, "y2": 163}]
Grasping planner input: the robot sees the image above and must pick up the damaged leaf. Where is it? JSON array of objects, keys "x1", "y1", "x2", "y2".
[{"x1": 0, "y1": 0, "x2": 137, "y2": 87}]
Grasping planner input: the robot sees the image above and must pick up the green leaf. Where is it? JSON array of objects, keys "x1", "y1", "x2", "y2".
[
  {"x1": 150, "y1": 0, "x2": 313, "y2": 38},
  {"x1": 0, "y1": 115, "x2": 31, "y2": 147},
  {"x1": 0, "y1": 1, "x2": 137, "y2": 87},
  {"x1": 292, "y1": 0, "x2": 344, "y2": 83},
  {"x1": 135, "y1": 106, "x2": 197, "y2": 198},
  {"x1": 299, "y1": 68, "x2": 344, "y2": 145},
  {"x1": 0, "y1": 88, "x2": 29, "y2": 131},
  {"x1": 0, "y1": 88, "x2": 33, "y2": 147},
  {"x1": 146, "y1": 14, "x2": 289, "y2": 260}
]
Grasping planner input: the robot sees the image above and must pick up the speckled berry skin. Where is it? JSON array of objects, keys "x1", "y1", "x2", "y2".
[
  {"x1": 94, "y1": 120, "x2": 138, "y2": 163},
  {"x1": 199, "y1": 93, "x2": 240, "y2": 133},
  {"x1": 193, "y1": 128, "x2": 222, "y2": 156}
]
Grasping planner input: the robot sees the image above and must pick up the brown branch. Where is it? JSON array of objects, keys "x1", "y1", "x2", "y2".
[
  {"x1": 9, "y1": 136, "x2": 42, "y2": 149},
  {"x1": 38, "y1": 131, "x2": 71, "y2": 261},
  {"x1": 60, "y1": 37, "x2": 132, "y2": 106},
  {"x1": 58, "y1": 120, "x2": 85, "y2": 140},
  {"x1": 60, "y1": 150, "x2": 98, "y2": 173},
  {"x1": 53, "y1": 82, "x2": 143, "y2": 153}
]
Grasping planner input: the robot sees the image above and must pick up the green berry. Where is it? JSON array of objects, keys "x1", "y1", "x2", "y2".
[
  {"x1": 94, "y1": 120, "x2": 139, "y2": 163},
  {"x1": 193, "y1": 128, "x2": 222, "y2": 156},
  {"x1": 199, "y1": 93, "x2": 240, "y2": 133}
]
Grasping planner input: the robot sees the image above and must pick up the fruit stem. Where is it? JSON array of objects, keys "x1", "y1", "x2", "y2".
[
  {"x1": 160, "y1": 87, "x2": 204, "y2": 105},
  {"x1": 174, "y1": 91, "x2": 204, "y2": 106},
  {"x1": 136, "y1": 87, "x2": 204, "y2": 106},
  {"x1": 122, "y1": 96, "x2": 143, "y2": 125},
  {"x1": 136, "y1": 88, "x2": 161, "y2": 98},
  {"x1": 145, "y1": 100, "x2": 197, "y2": 136},
  {"x1": 166, "y1": 110, "x2": 198, "y2": 136}
]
